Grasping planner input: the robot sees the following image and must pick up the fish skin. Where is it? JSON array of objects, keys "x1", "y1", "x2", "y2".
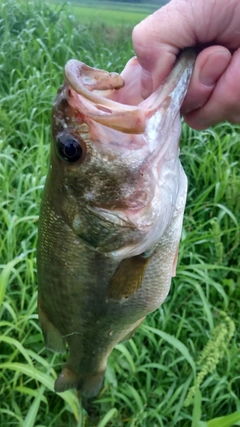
[{"x1": 37, "y1": 50, "x2": 195, "y2": 397}]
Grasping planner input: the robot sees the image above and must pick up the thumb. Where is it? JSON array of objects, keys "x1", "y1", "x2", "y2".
[{"x1": 132, "y1": 1, "x2": 194, "y2": 98}]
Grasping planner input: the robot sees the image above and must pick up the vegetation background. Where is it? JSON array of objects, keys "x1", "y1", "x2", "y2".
[{"x1": 0, "y1": 1, "x2": 239, "y2": 426}]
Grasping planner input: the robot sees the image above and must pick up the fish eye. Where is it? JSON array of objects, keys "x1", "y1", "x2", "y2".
[{"x1": 56, "y1": 133, "x2": 84, "y2": 163}]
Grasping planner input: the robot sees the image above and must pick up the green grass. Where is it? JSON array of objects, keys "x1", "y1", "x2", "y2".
[
  {"x1": 64, "y1": 5, "x2": 148, "y2": 27},
  {"x1": 48, "y1": 0, "x2": 156, "y2": 27},
  {"x1": 57, "y1": 0, "x2": 162, "y2": 13},
  {"x1": 0, "y1": 1, "x2": 240, "y2": 426},
  {"x1": 49, "y1": 0, "x2": 151, "y2": 27}
]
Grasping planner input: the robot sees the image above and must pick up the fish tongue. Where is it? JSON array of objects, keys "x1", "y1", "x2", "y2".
[{"x1": 65, "y1": 59, "x2": 145, "y2": 134}]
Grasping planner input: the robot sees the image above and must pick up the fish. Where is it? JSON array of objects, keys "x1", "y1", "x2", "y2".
[{"x1": 37, "y1": 49, "x2": 195, "y2": 398}]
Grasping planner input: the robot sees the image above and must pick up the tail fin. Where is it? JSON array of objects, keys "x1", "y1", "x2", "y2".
[{"x1": 54, "y1": 366, "x2": 105, "y2": 398}]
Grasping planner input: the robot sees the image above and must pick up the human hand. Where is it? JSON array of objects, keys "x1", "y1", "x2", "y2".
[{"x1": 132, "y1": 0, "x2": 240, "y2": 129}]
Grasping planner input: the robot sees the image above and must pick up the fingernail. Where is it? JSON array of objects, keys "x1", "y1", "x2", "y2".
[{"x1": 141, "y1": 68, "x2": 153, "y2": 99}]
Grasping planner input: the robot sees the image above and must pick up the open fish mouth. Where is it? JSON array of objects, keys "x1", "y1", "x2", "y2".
[
  {"x1": 64, "y1": 49, "x2": 196, "y2": 135},
  {"x1": 64, "y1": 58, "x2": 146, "y2": 134}
]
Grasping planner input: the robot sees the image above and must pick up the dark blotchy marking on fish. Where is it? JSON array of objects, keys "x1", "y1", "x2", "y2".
[{"x1": 37, "y1": 50, "x2": 196, "y2": 398}]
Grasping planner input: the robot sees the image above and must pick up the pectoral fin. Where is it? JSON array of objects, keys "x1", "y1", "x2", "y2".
[
  {"x1": 38, "y1": 301, "x2": 66, "y2": 353},
  {"x1": 108, "y1": 255, "x2": 150, "y2": 301}
]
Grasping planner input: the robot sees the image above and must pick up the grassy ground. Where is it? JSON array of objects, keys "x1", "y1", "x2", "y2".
[
  {"x1": 63, "y1": 6, "x2": 148, "y2": 27},
  {"x1": 49, "y1": 0, "x2": 150, "y2": 27},
  {"x1": 0, "y1": 1, "x2": 240, "y2": 426}
]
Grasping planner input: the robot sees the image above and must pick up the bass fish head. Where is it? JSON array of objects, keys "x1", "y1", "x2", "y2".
[{"x1": 50, "y1": 51, "x2": 195, "y2": 259}]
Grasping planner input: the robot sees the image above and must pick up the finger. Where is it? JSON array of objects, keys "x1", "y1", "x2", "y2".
[
  {"x1": 132, "y1": 0, "x2": 240, "y2": 99},
  {"x1": 132, "y1": 1, "x2": 191, "y2": 98},
  {"x1": 183, "y1": 48, "x2": 240, "y2": 129},
  {"x1": 182, "y1": 46, "x2": 232, "y2": 114}
]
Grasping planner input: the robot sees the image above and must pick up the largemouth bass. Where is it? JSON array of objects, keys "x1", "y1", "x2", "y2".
[{"x1": 37, "y1": 50, "x2": 195, "y2": 397}]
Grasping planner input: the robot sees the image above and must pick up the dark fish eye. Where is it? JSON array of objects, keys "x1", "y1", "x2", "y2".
[{"x1": 56, "y1": 133, "x2": 83, "y2": 163}]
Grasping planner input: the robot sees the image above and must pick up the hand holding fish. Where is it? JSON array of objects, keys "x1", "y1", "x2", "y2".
[{"x1": 132, "y1": 0, "x2": 240, "y2": 130}]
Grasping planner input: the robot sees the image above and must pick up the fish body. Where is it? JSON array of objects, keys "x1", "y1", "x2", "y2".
[{"x1": 37, "y1": 50, "x2": 195, "y2": 397}]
